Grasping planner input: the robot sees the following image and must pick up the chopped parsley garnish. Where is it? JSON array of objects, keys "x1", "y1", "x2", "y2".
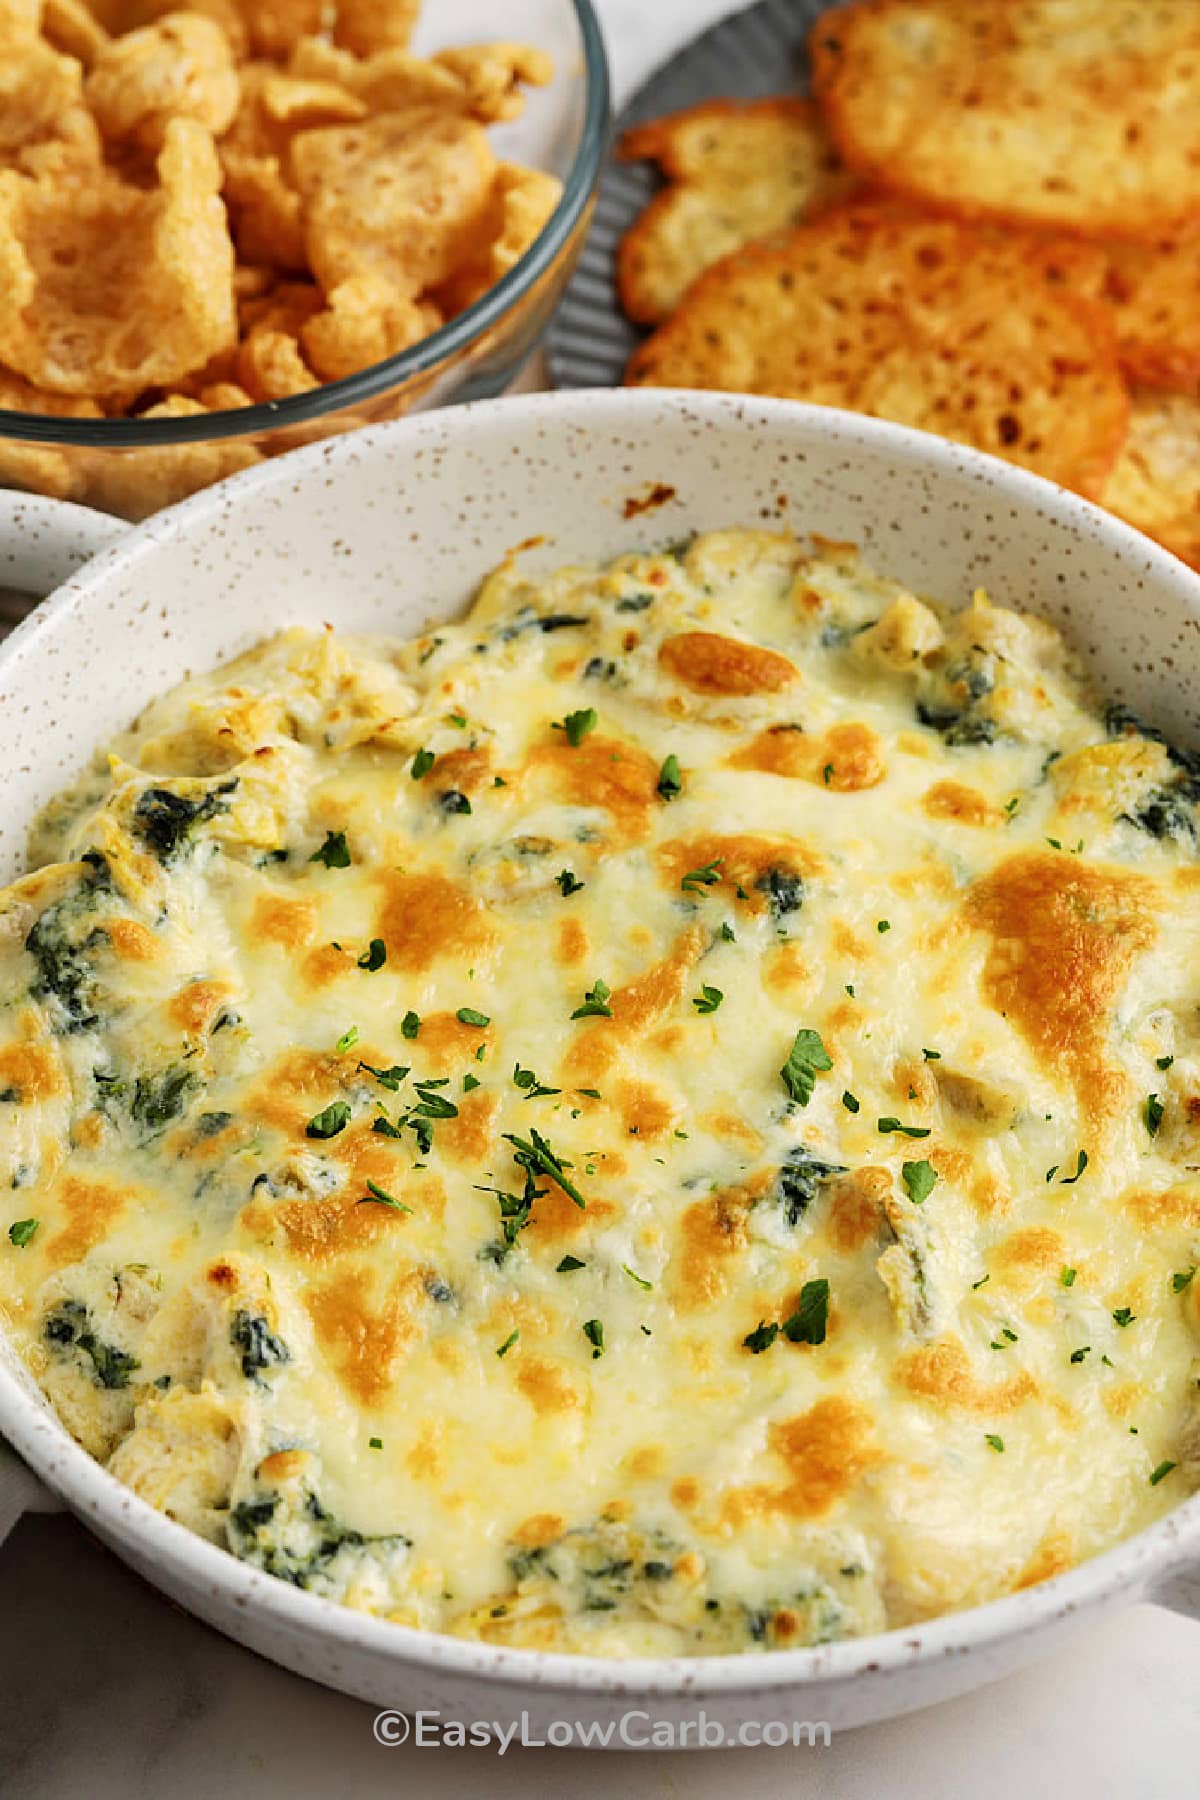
[
  {"x1": 554, "y1": 707, "x2": 598, "y2": 747},
  {"x1": 842, "y1": 1090, "x2": 860, "y2": 1114},
  {"x1": 901, "y1": 1159, "x2": 938, "y2": 1204},
  {"x1": 412, "y1": 1084, "x2": 458, "y2": 1120},
  {"x1": 556, "y1": 1254, "x2": 586, "y2": 1272},
  {"x1": 555, "y1": 868, "x2": 585, "y2": 896},
  {"x1": 335, "y1": 1025, "x2": 359, "y2": 1053},
  {"x1": 513, "y1": 1064, "x2": 560, "y2": 1099},
  {"x1": 369, "y1": 1437, "x2": 383, "y2": 1449},
  {"x1": 743, "y1": 1320, "x2": 779, "y2": 1354},
  {"x1": 1172, "y1": 1266, "x2": 1196, "y2": 1293},
  {"x1": 720, "y1": 921, "x2": 736, "y2": 942},
  {"x1": 447, "y1": 712, "x2": 467, "y2": 728},
  {"x1": 358, "y1": 1061, "x2": 408, "y2": 1091},
  {"x1": 972, "y1": 1274, "x2": 990, "y2": 1290},
  {"x1": 401, "y1": 1010, "x2": 421, "y2": 1040},
  {"x1": 456, "y1": 1007, "x2": 490, "y2": 1028},
  {"x1": 1150, "y1": 1460, "x2": 1177, "y2": 1486},
  {"x1": 1060, "y1": 1150, "x2": 1089, "y2": 1184},
  {"x1": 657, "y1": 753, "x2": 682, "y2": 801},
  {"x1": 680, "y1": 856, "x2": 723, "y2": 895},
  {"x1": 1045, "y1": 1166, "x2": 1059, "y2": 1183},
  {"x1": 496, "y1": 1329, "x2": 520, "y2": 1359},
  {"x1": 8, "y1": 1219, "x2": 38, "y2": 1248},
  {"x1": 306, "y1": 1099, "x2": 351, "y2": 1139},
  {"x1": 876, "y1": 919, "x2": 890, "y2": 934},
  {"x1": 310, "y1": 830, "x2": 350, "y2": 868},
  {"x1": 357, "y1": 1180, "x2": 412, "y2": 1215},
  {"x1": 439, "y1": 789, "x2": 471, "y2": 815},
  {"x1": 462, "y1": 1073, "x2": 480, "y2": 1092},
  {"x1": 922, "y1": 1047, "x2": 942, "y2": 1061},
  {"x1": 984, "y1": 1434, "x2": 1004, "y2": 1454},
  {"x1": 1070, "y1": 1346, "x2": 1091, "y2": 1364},
  {"x1": 623, "y1": 1264, "x2": 652, "y2": 1291},
  {"x1": 571, "y1": 978, "x2": 613, "y2": 1020},
  {"x1": 372, "y1": 1115, "x2": 404, "y2": 1140},
  {"x1": 1060, "y1": 1266, "x2": 1077, "y2": 1288},
  {"x1": 1156, "y1": 1054, "x2": 1175, "y2": 1070},
  {"x1": 692, "y1": 984, "x2": 723, "y2": 1015},
  {"x1": 582, "y1": 1318, "x2": 605, "y2": 1358},
  {"x1": 410, "y1": 747, "x2": 435, "y2": 779},
  {"x1": 822, "y1": 762, "x2": 834, "y2": 785},
  {"x1": 877, "y1": 1117, "x2": 930, "y2": 1139},
  {"x1": 1144, "y1": 1092, "x2": 1164, "y2": 1137},
  {"x1": 782, "y1": 1277, "x2": 830, "y2": 1346},
  {"x1": 357, "y1": 938, "x2": 386, "y2": 972},
  {"x1": 780, "y1": 1027, "x2": 833, "y2": 1106},
  {"x1": 1112, "y1": 1306, "x2": 1136, "y2": 1327},
  {"x1": 845, "y1": 983, "x2": 855, "y2": 997},
  {"x1": 503, "y1": 1128, "x2": 585, "y2": 1208}
]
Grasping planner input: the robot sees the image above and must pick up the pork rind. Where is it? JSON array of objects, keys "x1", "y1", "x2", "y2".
[
  {"x1": 625, "y1": 202, "x2": 1128, "y2": 498},
  {"x1": 300, "y1": 274, "x2": 439, "y2": 381},
  {"x1": 291, "y1": 107, "x2": 496, "y2": 297},
  {"x1": 810, "y1": 0, "x2": 1200, "y2": 240},
  {"x1": 331, "y1": 0, "x2": 420, "y2": 58},
  {"x1": 1104, "y1": 235, "x2": 1200, "y2": 397},
  {"x1": 0, "y1": 2, "x2": 88, "y2": 159},
  {"x1": 42, "y1": 0, "x2": 110, "y2": 65},
  {"x1": 617, "y1": 99, "x2": 857, "y2": 326},
  {"x1": 82, "y1": 395, "x2": 262, "y2": 519},
  {"x1": 84, "y1": 11, "x2": 239, "y2": 152},
  {"x1": 1101, "y1": 391, "x2": 1200, "y2": 571},
  {"x1": 0, "y1": 371, "x2": 99, "y2": 501},
  {"x1": 219, "y1": 64, "x2": 365, "y2": 271},
  {"x1": 0, "y1": 116, "x2": 235, "y2": 397},
  {"x1": 287, "y1": 35, "x2": 551, "y2": 124},
  {"x1": 434, "y1": 162, "x2": 562, "y2": 314}
]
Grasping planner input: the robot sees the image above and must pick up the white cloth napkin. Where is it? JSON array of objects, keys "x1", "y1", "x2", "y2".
[{"x1": 0, "y1": 1436, "x2": 59, "y2": 1544}]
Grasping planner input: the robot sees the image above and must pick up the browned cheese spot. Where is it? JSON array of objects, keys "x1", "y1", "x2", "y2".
[
  {"x1": 922, "y1": 779, "x2": 997, "y2": 826},
  {"x1": 965, "y1": 850, "x2": 1158, "y2": 1130},
  {"x1": 659, "y1": 630, "x2": 798, "y2": 696},
  {"x1": 896, "y1": 1336, "x2": 1037, "y2": 1414},
  {"x1": 375, "y1": 868, "x2": 496, "y2": 975},
  {"x1": 304, "y1": 1265, "x2": 431, "y2": 1407},
  {"x1": 729, "y1": 719, "x2": 886, "y2": 789}
]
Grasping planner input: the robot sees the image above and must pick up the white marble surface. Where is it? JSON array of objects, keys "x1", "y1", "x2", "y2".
[{"x1": 2, "y1": 2, "x2": 1199, "y2": 1794}]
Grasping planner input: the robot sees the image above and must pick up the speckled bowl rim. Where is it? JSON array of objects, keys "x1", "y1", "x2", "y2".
[{"x1": 2, "y1": 388, "x2": 1199, "y2": 1699}]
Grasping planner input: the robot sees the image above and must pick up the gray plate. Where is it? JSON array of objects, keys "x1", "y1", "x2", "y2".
[{"x1": 548, "y1": 0, "x2": 834, "y2": 390}]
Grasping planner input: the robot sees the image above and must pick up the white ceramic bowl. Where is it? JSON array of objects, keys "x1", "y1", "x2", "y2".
[{"x1": 1, "y1": 391, "x2": 1199, "y2": 1740}]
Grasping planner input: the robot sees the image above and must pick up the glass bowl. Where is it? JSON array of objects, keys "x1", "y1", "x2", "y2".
[{"x1": 0, "y1": 0, "x2": 610, "y2": 521}]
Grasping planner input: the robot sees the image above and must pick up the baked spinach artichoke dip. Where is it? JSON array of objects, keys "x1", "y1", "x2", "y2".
[{"x1": 3, "y1": 528, "x2": 1199, "y2": 1657}]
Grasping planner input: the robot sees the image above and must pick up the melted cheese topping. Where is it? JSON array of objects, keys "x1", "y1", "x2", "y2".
[{"x1": 2, "y1": 529, "x2": 1200, "y2": 1657}]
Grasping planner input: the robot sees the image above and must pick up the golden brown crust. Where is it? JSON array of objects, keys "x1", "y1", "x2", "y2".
[
  {"x1": 810, "y1": 0, "x2": 1200, "y2": 241},
  {"x1": 626, "y1": 203, "x2": 1129, "y2": 500}
]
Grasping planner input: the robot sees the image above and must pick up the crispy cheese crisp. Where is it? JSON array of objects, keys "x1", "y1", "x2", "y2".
[
  {"x1": 618, "y1": 98, "x2": 857, "y2": 326},
  {"x1": 0, "y1": 116, "x2": 236, "y2": 398},
  {"x1": 810, "y1": 0, "x2": 1200, "y2": 240},
  {"x1": 1102, "y1": 390, "x2": 1200, "y2": 572},
  {"x1": 625, "y1": 202, "x2": 1128, "y2": 499},
  {"x1": 1104, "y1": 235, "x2": 1200, "y2": 398}
]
